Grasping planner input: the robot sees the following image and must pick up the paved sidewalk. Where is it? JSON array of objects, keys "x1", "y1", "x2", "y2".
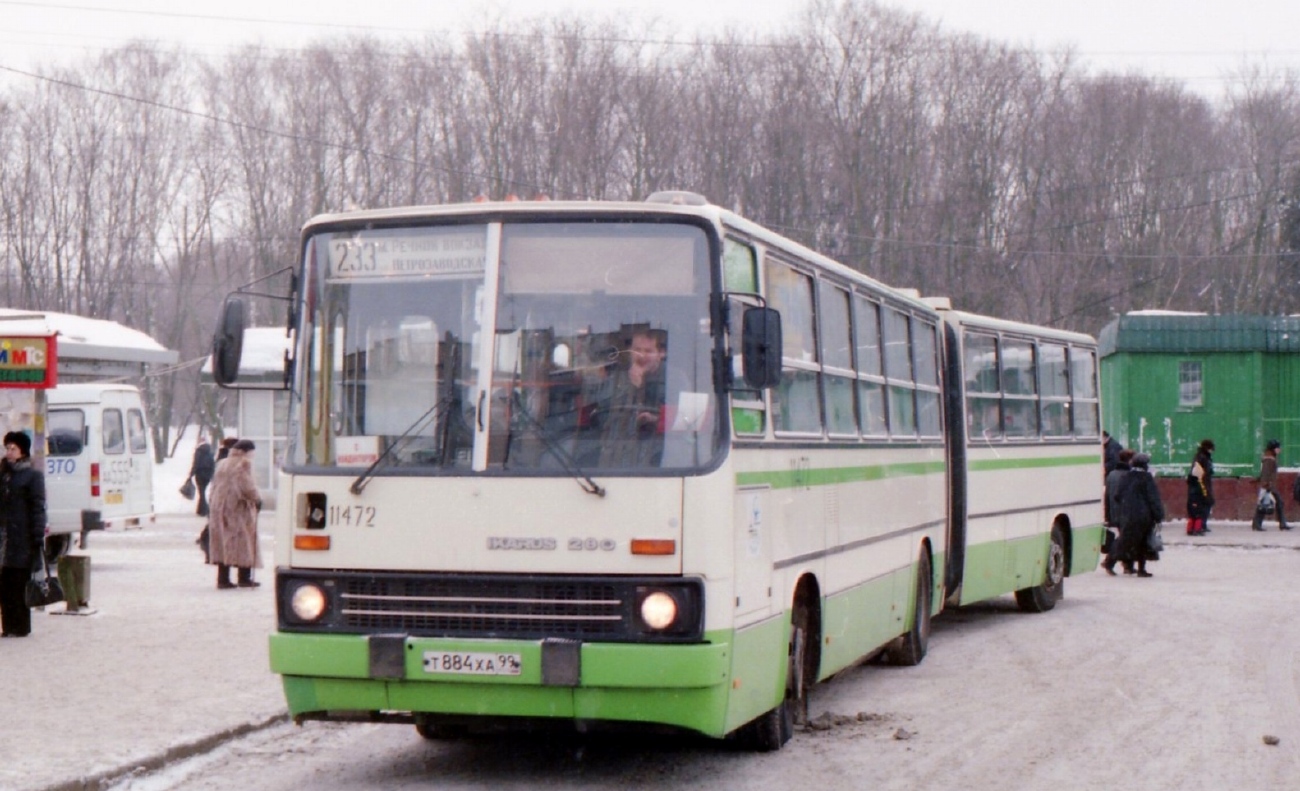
[
  {"x1": 3, "y1": 516, "x2": 1298, "y2": 791},
  {"x1": 0, "y1": 514, "x2": 285, "y2": 791}
]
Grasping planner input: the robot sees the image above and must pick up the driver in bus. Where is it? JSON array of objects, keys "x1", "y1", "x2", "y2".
[{"x1": 595, "y1": 326, "x2": 668, "y2": 467}]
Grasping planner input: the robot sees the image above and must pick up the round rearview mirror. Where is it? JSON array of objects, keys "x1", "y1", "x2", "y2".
[{"x1": 212, "y1": 297, "x2": 246, "y2": 386}]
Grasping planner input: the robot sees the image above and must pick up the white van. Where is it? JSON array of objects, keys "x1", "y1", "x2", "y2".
[{"x1": 44, "y1": 383, "x2": 156, "y2": 555}]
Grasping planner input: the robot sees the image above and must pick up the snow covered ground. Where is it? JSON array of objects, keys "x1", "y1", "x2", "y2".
[{"x1": 1, "y1": 425, "x2": 284, "y2": 791}]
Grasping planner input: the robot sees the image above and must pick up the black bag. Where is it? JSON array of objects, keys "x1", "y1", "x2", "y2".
[
  {"x1": 1101, "y1": 527, "x2": 1116, "y2": 555},
  {"x1": 179, "y1": 478, "x2": 196, "y2": 500},
  {"x1": 25, "y1": 554, "x2": 65, "y2": 608},
  {"x1": 197, "y1": 525, "x2": 210, "y2": 563}
]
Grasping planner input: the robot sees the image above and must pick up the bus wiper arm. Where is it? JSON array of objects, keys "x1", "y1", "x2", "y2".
[
  {"x1": 510, "y1": 390, "x2": 606, "y2": 498},
  {"x1": 349, "y1": 396, "x2": 452, "y2": 495}
]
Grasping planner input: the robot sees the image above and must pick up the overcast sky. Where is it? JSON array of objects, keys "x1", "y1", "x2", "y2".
[{"x1": 1, "y1": 0, "x2": 1299, "y2": 97}]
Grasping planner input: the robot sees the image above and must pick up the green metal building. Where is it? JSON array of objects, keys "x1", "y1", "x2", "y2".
[{"x1": 1098, "y1": 313, "x2": 1300, "y2": 477}]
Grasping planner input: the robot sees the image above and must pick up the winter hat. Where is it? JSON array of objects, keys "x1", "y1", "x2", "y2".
[
  {"x1": 232, "y1": 439, "x2": 256, "y2": 452},
  {"x1": 1267, "y1": 439, "x2": 1281, "y2": 452},
  {"x1": 1131, "y1": 453, "x2": 1151, "y2": 469},
  {"x1": 4, "y1": 430, "x2": 31, "y2": 457}
]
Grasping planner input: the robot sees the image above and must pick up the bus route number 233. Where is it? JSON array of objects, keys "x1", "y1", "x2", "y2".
[{"x1": 329, "y1": 505, "x2": 377, "y2": 527}]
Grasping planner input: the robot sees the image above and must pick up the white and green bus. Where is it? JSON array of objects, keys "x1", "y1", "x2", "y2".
[{"x1": 213, "y1": 192, "x2": 1103, "y2": 750}]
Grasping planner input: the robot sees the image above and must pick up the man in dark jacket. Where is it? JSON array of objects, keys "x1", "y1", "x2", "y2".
[{"x1": 0, "y1": 430, "x2": 47, "y2": 637}]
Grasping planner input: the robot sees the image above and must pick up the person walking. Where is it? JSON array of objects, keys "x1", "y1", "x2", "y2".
[
  {"x1": 188, "y1": 438, "x2": 216, "y2": 518},
  {"x1": 1251, "y1": 439, "x2": 1291, "y2": 531},
  {"x1": 1102, "y1": 449, "x2": 1136, "y2": 574},
  {"x1": 0, "y1": 431, "x2": 47, "y2": 636},
  {"x1": 1105, "y1": 452, "x2": 1164, "y2": 578},
  {"x1": 1186, "y1": 439, "x2": 1215, "y2": 536},
  {"x1": 207, "y1": 439, "x2": 262, "y2": 589},
  {"x1": 1103, "y1": 431, "x2": 1124, "y2": 475}
]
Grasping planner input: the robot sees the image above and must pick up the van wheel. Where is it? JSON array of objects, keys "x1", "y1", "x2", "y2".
[
  {"x1": 1015, "y1": 524, "x2": 1066, "y2": 613},
  {"x1": 43, "y1": 534, "x2": 71, "y2": 565},
  {"x1": 887, "y1": 551, "x2": 932, "y2": 666}
]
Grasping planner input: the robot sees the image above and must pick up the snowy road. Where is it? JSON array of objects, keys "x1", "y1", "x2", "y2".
[{"x1": 101, "y1": 536, "x2": 1300, "y2": 791}]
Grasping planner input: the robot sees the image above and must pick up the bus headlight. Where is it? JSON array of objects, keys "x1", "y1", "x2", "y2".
[
  {"x1": 639, "y1": 590, "x2": 679, "y2": 631},
  {"x1": 289, "y1": 583, "x2": 328, "y2": 622}
]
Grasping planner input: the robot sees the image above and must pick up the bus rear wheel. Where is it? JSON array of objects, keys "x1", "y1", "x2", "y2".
[
  {"x1": 887, "y1": 551, "x2": 932, "y2": 666},
  {"x1": 1015, "y1": 524, "x2": 1066, "y2": 613}
]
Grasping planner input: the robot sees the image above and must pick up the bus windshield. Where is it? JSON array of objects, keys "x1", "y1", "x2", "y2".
[{"x1": 294, "y1": 220, "x2": 721, "y2": 475}]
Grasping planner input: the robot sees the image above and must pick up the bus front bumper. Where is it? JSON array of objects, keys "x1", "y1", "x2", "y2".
[{"x1": 269, "y1": 632, "x2": 733, "y2": 737}]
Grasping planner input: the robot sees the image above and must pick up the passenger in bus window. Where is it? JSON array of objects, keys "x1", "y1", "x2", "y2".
[{"x1": 595, "y1": 327, "x2": 667, "y2": 467}]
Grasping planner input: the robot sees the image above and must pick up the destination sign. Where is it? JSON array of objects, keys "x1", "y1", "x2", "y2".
[{"x1": 327, "y1": 230, "x2": 487, "y2": 279}]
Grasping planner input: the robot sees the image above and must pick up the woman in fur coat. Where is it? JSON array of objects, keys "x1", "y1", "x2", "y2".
[{"x1": 207, "y1": 439, "x2": 261, "y2": 589}]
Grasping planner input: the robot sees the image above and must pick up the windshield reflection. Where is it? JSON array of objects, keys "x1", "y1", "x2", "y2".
[{"x1": 295, "y1": 221, "x2": 721, "y2": 475}]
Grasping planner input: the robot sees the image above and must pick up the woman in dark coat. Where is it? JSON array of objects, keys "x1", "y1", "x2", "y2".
[
  {"x1": 1103, "y1": 449, "x2": 1135, "y2": 574},
  {"x1": 1185, "y1": 439, "x2": 1215, "y2": 536},
  {"x1": 188, "y1": 439, "x2": 216, "y2": 517},
  {"x1": 0, "y1": 431, "x2": 47, "y2": 637},
  {"x1": 1107, "y1": 453, "x2": 1165, "y2": 578}
]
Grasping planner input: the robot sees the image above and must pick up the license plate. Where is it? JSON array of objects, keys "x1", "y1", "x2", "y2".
[{"x1": 422, "y1": 651, "x2": 522, "y2": 676}]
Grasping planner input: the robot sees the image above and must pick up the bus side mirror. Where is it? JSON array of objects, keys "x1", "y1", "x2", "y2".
[
  {"x1": 212, "y1": 296, "x2": 247, "y2": 387},
  {"x1": 741, "y1": 307, "x2": 782, "y2": 389}
]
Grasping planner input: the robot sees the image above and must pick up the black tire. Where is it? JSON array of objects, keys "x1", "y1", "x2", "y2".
[
  {"x1": 887, "y1": 551, "x2": 932, "y2": 666},
  {"x1": 744, "y1": 603, "x2": 812, "y2": 752},
  {"x1": 1015, "y1": 524, "x2": 1066, "y2": 613},
  {"x1": 414, "y1": 718, "x2": 465, "y2": 740}
]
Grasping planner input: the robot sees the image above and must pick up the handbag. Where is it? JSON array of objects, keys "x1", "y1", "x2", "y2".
[
  {"x1": 1101, "y1": 527, "x2": 1116, "y2": 555},
  {"x1": 179, "y1": 478, "x2": 196, "y2": 500},
  {"x1": 1257, "y1": 488, "x2": 1276, "y2": 514},
  {"x1": 24, "y1": 553, "x2": 65, "y2": 608},
  {"x1": 1147, "y1": 525, "x2": 1164, "y2": 553},
  {"x1": 196, "y1": 524, "x2": 211, "y2": 563}
]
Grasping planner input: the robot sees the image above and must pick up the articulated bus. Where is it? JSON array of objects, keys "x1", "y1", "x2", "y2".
[{"x1": 212, "y1": 192, "x2": 1103, "y2": 751}]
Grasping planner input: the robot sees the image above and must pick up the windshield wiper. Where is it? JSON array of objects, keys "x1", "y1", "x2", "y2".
[
  {"x1": 510, "y1": 389, "x2": 606, "y2": 498},
  {"x1": 349, "y1": 395, "x2": 454, "y2": 495}
]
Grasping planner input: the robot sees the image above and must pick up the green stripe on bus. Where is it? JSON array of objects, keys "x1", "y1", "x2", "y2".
[
  {"x1": 967, "y1": 454, "x2": 1099, "y2": 472},
  {"x1": 736, "y1": 461, "x2": 945, "y2": 490}
]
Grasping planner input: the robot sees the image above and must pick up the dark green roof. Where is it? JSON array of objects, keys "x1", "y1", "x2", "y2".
[{"x1": 1098, "y1": 314, "x2": 1300, "y2": 357}]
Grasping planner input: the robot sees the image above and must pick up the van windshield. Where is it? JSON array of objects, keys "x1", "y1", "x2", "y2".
[{"x1": 48, "y1": 410, "x2": 85, "y2": 456}]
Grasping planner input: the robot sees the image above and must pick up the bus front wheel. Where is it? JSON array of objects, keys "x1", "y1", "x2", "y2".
[
  {"x1": 745, "y1": 601, "x2": 814, "y2": 751},
  {"x1": 1015, "y1": 524, "x2": 1066, "y2": 613}
]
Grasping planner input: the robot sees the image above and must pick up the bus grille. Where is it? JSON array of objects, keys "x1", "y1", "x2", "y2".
[{"x1": 326, "y1": 574, "x2": 647, "y2": 640}]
